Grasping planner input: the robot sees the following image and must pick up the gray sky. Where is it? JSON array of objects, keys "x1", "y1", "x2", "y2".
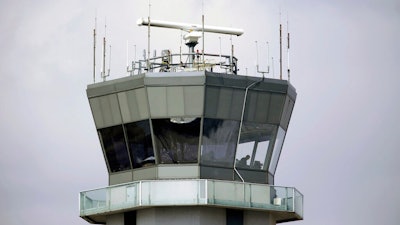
[{"x1": 1, "y1": 0, "x2": 399, "y2": 224}]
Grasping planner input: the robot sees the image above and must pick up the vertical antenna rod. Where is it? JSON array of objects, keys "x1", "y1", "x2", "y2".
[
  {"x1": 147, "y1": 1, "x2": 151, "y2": 71},
  {"x1": 108, "y1": 45, "x2": 111, "y2": 77},
  {"x1": 101, "y1": 36, "x2": 106, "y2": 81},
  {"x1": 287, "y1": 20, "x2": 291, "y2": 81},
  {"x1": 267, "y1": 41, "x2": 270, "y2": 73},
  {"x1": 230, "y1": 35, "x2": 233, "y2": 73},
  {"x1": 101, "y1": 18, "x2": 107, "y2": 81},
  {"x1": 219, "y1": 37, "x2": 222, "y2": 68},
  {"x1": 256, "y1": 41, "x2": 259, "y2": 72},
  {"x1": 93, "y1": 16, "x2": 97, "y2": 83},
  {"x1": 202, "y1": 0, "x2": 205, "y2": 66},
  {"x1": 126, "y1": 41, "x2": 129, "y2": 72},
  {"x1": 279, "y1": 23, "x2": 282, "y2": 80},
  {"x1": 180, "y1": 30, "x2": 182, "y2": 65}
]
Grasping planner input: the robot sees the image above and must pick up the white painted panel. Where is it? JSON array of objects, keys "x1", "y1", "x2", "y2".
[
  {"x1": 118, "y1": 88, "x2": 150, "y2": 123},
  {"x1": 135, "y1": 88, "x2": 149, "y2": 119},
  {"x1": 184, "y1": 86, "x2": 204, "y2": 116},
  {"x1": 89, "y1": 94, "x2": 122, "y2": 129},
  {"x1": 167, "y1": 86, "x2": 185, "y2": 116},
  {"x1": 148, "y1": 87, "x2": 167, "y2": 117}
]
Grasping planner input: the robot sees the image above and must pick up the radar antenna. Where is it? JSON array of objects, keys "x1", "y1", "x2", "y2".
[{"x1": 137, "y1": 18, "x2": 243, "y2": 69}]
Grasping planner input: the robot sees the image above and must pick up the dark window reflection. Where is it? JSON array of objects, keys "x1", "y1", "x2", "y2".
[
  {"x1": 201, "y1": 119, "x2": 240, "y2": 167},
  {"x1": 152, "y1": 118, "x2": 200, "y2": 164},
  {"x1": 99, "y1": 125, "x2": 131, "y2": 172},
  {"x1": 125, "y1": 120, "x2": 154, "y2": 168}
]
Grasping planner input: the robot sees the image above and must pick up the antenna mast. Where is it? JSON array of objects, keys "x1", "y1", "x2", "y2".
[
  {"x1": 279, "y1": 23, "x2": 283, "y2": 80},
  {"x1": 202, "y1": 0, "x2": 205, "y2": 67},
  {"x1": 93, "y1": 16, "x2": 97, "y2": 83},
  {"x1": 147, "y1": 1, "x2": 151, "y2": 71},
  {"x1": 126, "y1": 40, "x2": 129, "y2": 74},
  {"x1": 230, "y1": 35, "x2": 233, "y2": 73},
  {"x1": 287, "y1": 20, "x2": 291, "y2": 81},
  {"x1": 219, "y1": 37, "x2": 222, "y2": 69},
  {"x1": 180, "y1": 30, "x2": 183, "y2": 65},
  {"x1": 108, "y1": 45, "x2": 111, "y2": 77},
  {"x1": 101, "y1": 18, "x2": 109, "y2": 81},
  {"x1": 101, "y1": 38, "x2": 106, "y2": 81}
]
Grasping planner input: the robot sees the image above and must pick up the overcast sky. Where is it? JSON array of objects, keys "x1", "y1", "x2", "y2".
[{"x1": 1, "y1": 0, "x2": 399, "y2": 225}]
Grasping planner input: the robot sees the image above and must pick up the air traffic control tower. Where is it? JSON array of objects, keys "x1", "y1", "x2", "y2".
[{"x1": 79, "y1": 18, "x2": 303, "y2": 225}]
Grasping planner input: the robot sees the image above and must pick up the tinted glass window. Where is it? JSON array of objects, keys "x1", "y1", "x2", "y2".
[
  {"x1": 152, "y1": 118, "x2": 200, "y2": 164},
  {"x1": 99, "y1": 125, "x2": 131, "y2": 172},
  {"x1": 125, "y1": 120, "x2": 154, "y2": 168},
  {"x1": 201, "y1": 119, "x2": 239, "y2": 167},
  {"x1": 269, "y1": 126, "x2": 286, "y2": 175},
  {"x1": 235, "y1": 123, "x2": 276, "y2": 170}
]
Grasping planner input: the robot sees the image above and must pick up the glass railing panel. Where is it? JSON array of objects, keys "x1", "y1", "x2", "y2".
[
  {"x1": 141, "y1": 180, "x2": 204, "y2": 206},
  {"x1": 270, "y1": 186, "x2": 290, "y2": 211},
  {"x1": 80, "y1": 188, "x2": 107, "y2": 214},
  {"x1": 294, "y1": 188, "x2": 304, "y2": 217},
  {"x1": 207, "y1": 180, "x2": 295, "y2": 211},
  {"x1": 249, "y1": 183, "x2": 271, "y2": 209},
  {"x1": 211, "y1": 181, "x2": 248, "y2": 207},
  {"x1": 109, "y1": 183, "x2": 139, "y2": 211}
]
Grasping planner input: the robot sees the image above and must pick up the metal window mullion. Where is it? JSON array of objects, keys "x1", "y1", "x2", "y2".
[{"x1": 145, "y1": 85, "x2": 159, "y2": 166}]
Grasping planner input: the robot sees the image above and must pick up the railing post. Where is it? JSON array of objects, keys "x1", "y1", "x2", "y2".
[
  {"x1": 205, "y1": 179, "x2": 208, "y2": 204},
  {"x1": 139, "y1": 181, "x2": 142, "y2": 206},
  {"x1": 292, "y1": 188, "x2": 295, "y2": 212},
  {"x1": 107, "y1": 187, "x2": 111, "y2": 211},
  {"x1": 80, "y1": 193, "x2": 84, "y2": 214},
  {"x1": 285, "y1": 187, "x2": 289, "y2": 210}
]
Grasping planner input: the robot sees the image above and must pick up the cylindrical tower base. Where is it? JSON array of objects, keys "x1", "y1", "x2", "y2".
[{"x1": 105, "y1": 207, "x2": 276, "y2": 225}]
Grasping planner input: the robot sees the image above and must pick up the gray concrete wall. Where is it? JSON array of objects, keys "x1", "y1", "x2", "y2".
[
  {"x1": 106, "y1": 213, "x2": 124, "y2": 225},
  {"x1": 244, "y1": 210, "x2": 275, "y2": 225}
]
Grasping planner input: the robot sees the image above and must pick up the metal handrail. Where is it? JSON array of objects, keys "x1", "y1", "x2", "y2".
[{"x1": 127, "y1": 52, "x2": 238, "y2": 75}]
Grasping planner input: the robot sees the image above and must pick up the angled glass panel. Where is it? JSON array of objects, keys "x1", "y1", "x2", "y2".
[
  {"x1": 125, "y1": 120, "x2": 154, "y2": 168},
  {"x1": 269, "y1": 127, "x2": 286, "y2": 175},
  {"x1": 152, "y1": 118, "x2": 200, "y2": 164},
  {"x1": 99, "y1": 125, "x2": 131, "y2": 172},
  {"x1": 235, "y1": 122, "x2": 276, "y2": 170},
  {"x1": 201, "y1": 119, "x2": 240, "y2": 168}
]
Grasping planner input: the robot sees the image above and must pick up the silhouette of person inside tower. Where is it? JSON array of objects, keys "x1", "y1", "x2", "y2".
[{"x1": 237, "y1": 155, "x2": 250, "y2": 168}]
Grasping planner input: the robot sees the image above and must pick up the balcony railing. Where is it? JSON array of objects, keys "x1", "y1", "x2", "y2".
[
  {"x1": 127, "y1": 52, "x2": 239, "y2": 75},
  {"x1": 80, "y1": 179, "x2": 303, "y2": 223}
]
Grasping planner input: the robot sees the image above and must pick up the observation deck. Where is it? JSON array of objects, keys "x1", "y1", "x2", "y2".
[
  {"x1": 86, "y1": 70, "x2": 296, "y2": 185},
  {"x1": 80, "y1": 179, "x2": 303, "y2": 224}
]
